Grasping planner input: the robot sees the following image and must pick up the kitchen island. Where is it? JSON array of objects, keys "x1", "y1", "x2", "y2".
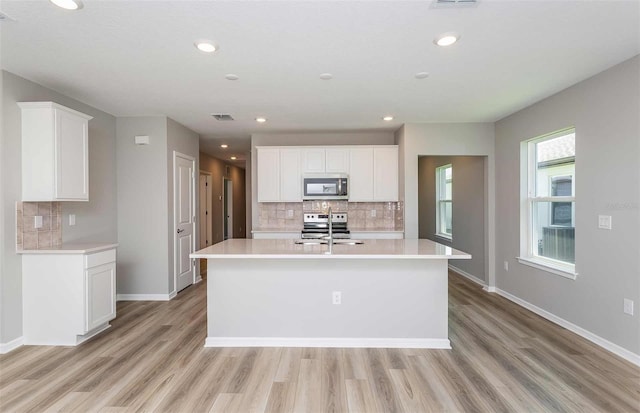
[{"x1": 191, "y1": 239, "x2": 470, "y2": 349}]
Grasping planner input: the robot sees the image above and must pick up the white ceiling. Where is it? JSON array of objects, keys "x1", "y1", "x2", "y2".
[{"x1": 2, "y1": 0, "x2": 639, "y2": 163}]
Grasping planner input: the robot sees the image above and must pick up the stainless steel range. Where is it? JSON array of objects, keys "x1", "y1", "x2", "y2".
[{"x1": 301, "y1": 213, "x2": 350, "y2": 239}]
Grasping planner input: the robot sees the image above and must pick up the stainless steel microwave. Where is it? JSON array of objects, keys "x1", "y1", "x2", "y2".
[{"x1": 302, "y1": 174, "x2": 348, "y2": 200}]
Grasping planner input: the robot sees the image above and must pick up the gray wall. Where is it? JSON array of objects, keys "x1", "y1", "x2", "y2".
[
  {"x1": 167, "y1": 118, "x2": 199, "y2": 292},
  {"x1": 250, "y1": 131, "x2": 396, "y2": 233},
  {"x1": 398, "y1": 123, "x2": 496, "y2": 287},
  {"x1": 1, "y1": 71, "x2": 117, "y2": 345},
  {"x1": 419, "y1": 156, "x2": 486, "y2": 282},
  {"x1": 116, "y1": 117, "x2": 169, "y2": 295},
  {"x1": 495, "y1": 56, "x2": 640, "y2": 355}
]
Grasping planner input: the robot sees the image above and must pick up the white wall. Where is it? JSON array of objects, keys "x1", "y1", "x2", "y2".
[
  {"x1": 1, "y1": 71, "x2": 117, "y2": 346},
  {"x1": 398, "y1": 123, "x2": 496, "y2": 287},
  {"x1": 116, "y1": 117, "x2": 169, "y2": 295},
  {"x1": 495, "y1": 56, "x2": 640, "y2": 356},
  {"x1": 250, "y1": 131, "x2": 396, "y2": 232}
]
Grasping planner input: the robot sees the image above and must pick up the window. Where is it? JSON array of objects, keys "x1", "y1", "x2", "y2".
[
  {"x1": 436, "y1": 164, "x2": 452, "y2": 239},
  {"x1": 519, "y1": 128, "x2": 576, "y2": 278}
]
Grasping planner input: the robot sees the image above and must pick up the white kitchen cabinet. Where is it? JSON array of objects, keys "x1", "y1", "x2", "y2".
[
  {"x1": 301, "y1": 148, "x2": 326, "y2": 173},
  {"x1": 257, "y1": 147, "x2": 281, "y2": 202},
  {"x1": 21, "y1": 246, "x2": 117, "y2": 346},
  {"x1": 373, "y1": 146, "x2": 399, "y2": 201},
  {"x1": 18, "y1": 102, "x2": 92, "y2": 201},
  {"x1": 348, "y1": 147, "x2": 374, "y2": 201},
  {"x1": 325, "y1": 148, "x2": 350, "y2": 173},
  {"x1": 280, "y1": 148, "x2": 302, "y2": 201}
]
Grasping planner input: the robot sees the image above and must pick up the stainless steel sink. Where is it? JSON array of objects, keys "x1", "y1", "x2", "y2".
[{"x1": 294, "y1": 239, "x2": 364, "y2": 245}]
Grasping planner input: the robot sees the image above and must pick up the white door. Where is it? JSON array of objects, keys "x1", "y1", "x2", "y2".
[
  {"x1": 199, "y1": 173, "x2": 212, "y2": 248},
  {"x1": 55, "y1": 108, "x2": 89, "y2": 200},
  {"x1": 373, "y1": 146, "x2": 399, "y2": 201},
  {"x1": 349, "y1": 147, "x2": 374, "y2": 201},
  {"x1": 174, "y1": 153, "x2": 195, "y2": 293},
  {"x1": 257, "y1": 148, "x2": 280, "y2": 202},
  {"x1": 280, "y1": 148, "x2": 302, "y2": 201}
]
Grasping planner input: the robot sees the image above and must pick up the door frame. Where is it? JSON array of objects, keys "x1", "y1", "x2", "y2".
[
  {"x1": 172, "y1": 151, "x2": 197, "y2": 296},
  {"x1": 223, "y1": 177, "x2": 233, "y2": 240}
]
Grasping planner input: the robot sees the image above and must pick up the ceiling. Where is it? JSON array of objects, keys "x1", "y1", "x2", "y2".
[{"x1": 2, "y1": 0, "x2": 639, "y2": 164}]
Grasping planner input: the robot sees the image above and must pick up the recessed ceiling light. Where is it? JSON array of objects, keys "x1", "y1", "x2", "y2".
[
  {"x1": 415, "y1": 72, "x2": 430, "y2": 79},
  {"x1": 220, "y1": 144, "x2": 228, "y2": 148},
  {"x1": 319, "y1": 73, "x2": 333, "y2": 80},
  {"x1": 50, "y1": 0, "x2": 82, "y2": 10},
  {"x1": 195, "y1": 42, "x2": 217, "y2": 53},
  {"x1": 256, "y1": 117, "x2": 267, "y2": 123},
  {"x1": 383, "y1": 116, "x2": 394, "y2": 121},
  {"x1": 434, "y1": 33, "x2": 460, "y2": 47},
  {"x1": 230, "y1": 156, "x2": 237, "y2": 160},
  {"x1": 225, "y1": 74, "x2": 239, "y2": 81}
]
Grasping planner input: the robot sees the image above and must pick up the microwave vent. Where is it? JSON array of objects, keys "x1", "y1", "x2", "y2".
[{"x1": 433, "y1": 0, "x2": 477, "y2": 6}]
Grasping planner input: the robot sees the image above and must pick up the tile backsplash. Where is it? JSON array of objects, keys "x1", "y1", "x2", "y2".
[
  {"x1": 256, "y1": 201, "x2": 403, "y2": 231},
  {"x1": 16, "y1": 202, "x2": 62, "y2": 250}
]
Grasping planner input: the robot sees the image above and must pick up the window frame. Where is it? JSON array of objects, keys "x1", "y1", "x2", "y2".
[
  {"x1": 518, "y1": 128, "x2": 577, "y2": 279},
  {"x1": 435, "y1": 164, "x2": 453, "y2": 240}
]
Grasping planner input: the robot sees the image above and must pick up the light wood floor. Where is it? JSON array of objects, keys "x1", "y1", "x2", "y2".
[{"x1": 1, "y1": 272, "x2": 638, "y2": 412}]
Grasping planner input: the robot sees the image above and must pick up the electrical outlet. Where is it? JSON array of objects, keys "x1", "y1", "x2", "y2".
[
  {"x1": 287, "y1": 209, "x2": 294, "y2": 218},
  {"x1": 504, "y1": 261, "x2": 509, "y2": 271},
  {"x1": 69, "y1": 214, "x2": 76, "y2": 226},
  {"x1": 370, "y1": 209, "x2": 376, "y2": 218},
  {"x1": 624, "y1": 298, "x2": 634, "y2": 315},
  {"x1": 34, "y1": 216, "x2": 43, "y2": 229},
  {"x1": 332, "y1": 291, "x2": 341, "y2": 305},
  {"x1": 598, "y1": 215, "x2": 612, "y2": 230}
]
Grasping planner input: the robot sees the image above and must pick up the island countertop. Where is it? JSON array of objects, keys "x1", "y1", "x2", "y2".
[{"x1": 191, "y1": 238, "x2": 470, "y2": 260}]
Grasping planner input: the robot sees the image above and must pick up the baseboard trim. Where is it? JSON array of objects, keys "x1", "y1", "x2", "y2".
[
  {"x1": 0, "y1": 336, "x2": 24, "y2": 354},
  {"x1": 117, "y1": 293, "x2": 174, "y2": 301},
  {"x1": 448, "y1": 265, "x2": 487, "y2": 287},
  {"x1": 495, "y1": 288, "x2": 640, "y2": 367},
  {"x1": 204, "y1": 337, "x2": 451, "y2": 349}
]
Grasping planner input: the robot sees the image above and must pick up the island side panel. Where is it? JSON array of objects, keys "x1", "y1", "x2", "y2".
[{"x1": 206, "y1": 258, "x2": 449, "y2": 348}]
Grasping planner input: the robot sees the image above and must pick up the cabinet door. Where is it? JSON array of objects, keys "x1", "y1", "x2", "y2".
[
  {"x1": 280, "y1": 148, "x2": 302, "y2": 201},
  {"x1": 55, "y1": 108, "x2": 89, "y2": 200},
  {"x1": 85, "y1": 262, "x2": 116, "y2": 333},
  {"x1": 348, "y1": 148, "x2": 374, "y2": 201},
  {"x1": 373, "y1": 147, "x2": 399, "y2": 201},
  {"x1": 257, "y1": 148, "x2": 280, "y2": 202},
  {"x1": 325, "y1": 148, "x2": 350, "y2": 173},
  {"x1": 301, "y1": 148, "x2": 325, "y2": 173}
]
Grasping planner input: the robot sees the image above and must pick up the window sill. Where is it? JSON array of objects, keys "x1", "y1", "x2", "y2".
[
  {"x1": 516, "y1": 257, "x2": 577, "y2": 280},
  {"x1": 434, "y1": 233, "x2": 452, "y2": 242}
]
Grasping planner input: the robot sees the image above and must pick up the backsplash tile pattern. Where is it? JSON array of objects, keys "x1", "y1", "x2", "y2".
[
  {"x1": 16, "y1": 202, "x2": 62, "y2": 250},
  {"x1": 256, "y1": 201, "x2": 404, "y2": 231}
]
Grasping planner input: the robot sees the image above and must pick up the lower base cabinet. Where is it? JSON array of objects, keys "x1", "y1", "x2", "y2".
[{"x1": 22, "y1": 249, "x2": 116, "y2": 346}]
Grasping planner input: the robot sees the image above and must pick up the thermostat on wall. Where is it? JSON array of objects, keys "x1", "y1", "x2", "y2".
[{"x1": 134, "y1": 135, "x2": 150, "y2": 145}]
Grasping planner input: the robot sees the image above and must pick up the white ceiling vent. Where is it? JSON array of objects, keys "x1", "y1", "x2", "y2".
[
  {"x1": 211, "y1": 114, "x2": 235, "y2": 121},
  {"x1": 433, "y1": 0, "x2": 477, "y2": 7},
  {"x1": 0, "y1": 11, "x2": 16, "y2": 22}
]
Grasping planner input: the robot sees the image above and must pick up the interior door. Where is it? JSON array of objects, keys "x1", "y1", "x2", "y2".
[
  {"x1": 199, "y1": 173, "x2": 212, "y2": 248},
  {"x1": 174, "y1": 153, "x2": 195, "y2": 293}
]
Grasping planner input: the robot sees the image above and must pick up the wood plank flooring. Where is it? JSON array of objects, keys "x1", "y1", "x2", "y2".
[{"x1": 1, "y1": 272, "x2": 638, "y2": 412}]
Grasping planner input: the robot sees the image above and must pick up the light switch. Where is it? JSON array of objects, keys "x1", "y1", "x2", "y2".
[
  {"x1": 69, "y1": 214, "x2": 76, "y2": 226},
  {"x1": 34, "y1": 216, "x2": 43, "y2": 229},
  {"x1": 598, "y1": 215, "x2": 612, "y2": 230}
]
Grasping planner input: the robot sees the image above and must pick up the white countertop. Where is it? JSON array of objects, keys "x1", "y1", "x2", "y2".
[
  {"x1": 17, "y1": 243, "x2": 119, "y2": 254},
  {"x1": 251, "y1": 229, "x2": 404, "y2": 233},
  {"x1": 191, "y1": 239, "x2": 470, "y2": 260}
]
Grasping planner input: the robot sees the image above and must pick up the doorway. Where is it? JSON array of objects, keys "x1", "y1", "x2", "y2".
[
  {"x1": 173, "y1": 151, "x2": 196, "y2": 294},
  {"x1": 199, "y1": 172, "x2": 213, "y2": 248},
  {"x1": 223, "y1": 178, "x2": 233, "y2": 240}
]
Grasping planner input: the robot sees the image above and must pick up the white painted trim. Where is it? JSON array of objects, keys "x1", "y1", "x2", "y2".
[
  {"x1": 195, "y1": 275, "x2": 203, "y2": 284},
  {"x1": 0, "y1": 336, "x2": 24, "y2": 354},
  {"x1": 173, "y1": 151, "x2": 197, "y2": 293},
  {"x1": 495, "y1": 288, "x2": 640, "y2": 367},
  {"x1": 483, "y1": 286, "x2": 497, "y2": 293},
  {"x1": 117, "y1": 293, "x2": 175, "y2": 301},
  {"x1": 448, "y1": 265, "x2": 486, "y2": 287},
  {"x1": 205, "y1": 337, "x2": 451, "y2": 349},
  {"x1": 516, "y1": 257, "x2": 577, "y2": 280}
]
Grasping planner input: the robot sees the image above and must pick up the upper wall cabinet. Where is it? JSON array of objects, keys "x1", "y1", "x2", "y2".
[
  {"x1": 257, "y1": 147, "x2": 303, "y2": 202},
  {"x1": 301, "y1": 148, "x2": 350, "y2": 174},
  {"x1": 19, "y1": 102, "x2": 92, "y2": 202}
]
